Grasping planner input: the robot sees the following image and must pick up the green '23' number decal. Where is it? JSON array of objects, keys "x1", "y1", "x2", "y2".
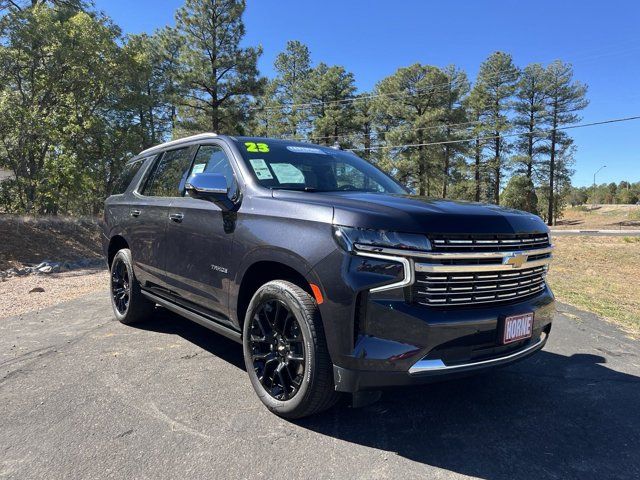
[{"x1": 245, "y1": 142, "x2": 270, "y2": 153}]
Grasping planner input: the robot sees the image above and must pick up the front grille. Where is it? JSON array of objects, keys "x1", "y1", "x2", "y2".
[
  {"x1": 430, "y1": 233, "x2": 550, "y2": 252},
  {"x1": 413, "y1": 265, "x2": 548, "y2": 307}
]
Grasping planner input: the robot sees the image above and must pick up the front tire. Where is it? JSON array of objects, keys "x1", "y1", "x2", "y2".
[
  {"x1": 110, "y1": 248, "x2": 154, "y2": 325},
  {"x1": 242, "y1": 280, "x2": 338, "y2": 418}
]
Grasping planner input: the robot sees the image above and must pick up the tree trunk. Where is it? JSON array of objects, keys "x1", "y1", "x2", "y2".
[
  {"x1": 548, "y1": 128, "x2": 557, "y2": 226},
  {"x1": 442, "y1": 127, "x2": 450, "y2": 198},
  {"x1": 418, "y1": 144, "x2": 426, "y2": 196},
  {"x1": 474, "y1": 137, "x2": 481, "y2": 202},
  {"x1": 527, "y1": 111, "x2": 534, "y2": 179},
  {"x1": 494, "y1": 134, "x2": 500, "y2": 204}
]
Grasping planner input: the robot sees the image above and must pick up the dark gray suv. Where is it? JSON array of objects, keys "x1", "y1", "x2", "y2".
[{"x1": 103, "y1": 133, "x2": 555, "y2": 418}]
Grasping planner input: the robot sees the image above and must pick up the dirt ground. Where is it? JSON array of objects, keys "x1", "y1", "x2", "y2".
[
  {"x1": 0, "y1": 215, "x2": 103, "y2": 270},
  {"x1": 554, "y1": 204, "x2": 640, "y2": 230},
  {"x1": 0, "y1": 269, "x2": 108, "y2": 318}
]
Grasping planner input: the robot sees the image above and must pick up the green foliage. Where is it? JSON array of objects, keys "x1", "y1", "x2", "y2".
[
  {"x1": 0, "y1": 4, "x2": 592, "y2": 218},
  {"x1": 512, "y1": 63, "x2": 549, "y2": 180},
  {"x1": 501, "y1": 175, "x2": 538, "y2": 214},
  {"x1": 300, "y1": 63, "x2": 357, "y2": 146},
  {"x1": 372, "y1": 63, "x2": 452, "y2": 196},
  {"x1": 174, "y1": 0, "x2": 263, "y2": 134},
  {"x1": 472, "y1": 52, "x2": 519, "y2": 204},
  {"x1": 583, "y1": 181, "x2": 640, "y2": 205}
]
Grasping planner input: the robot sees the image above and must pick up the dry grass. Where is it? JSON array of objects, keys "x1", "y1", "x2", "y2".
[
  {"x1": 555, "y1": 204, "x2": 640, "y2": 230},
  {"x1": 0, "y1": 215, "x2": 103, "y2": 270},
  {"x1": 547, "y1": 235, "x2": 640, "y2": 333}
]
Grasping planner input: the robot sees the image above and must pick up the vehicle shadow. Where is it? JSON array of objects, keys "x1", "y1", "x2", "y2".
[
  {"x1": 133, "y1": 307, "x2": 246, "y2": 370},
  {"x1": 298, "y1": 351, "x2": 640, "y2": 480},
  {"x1": 133, "y1": 308, "x2": 640, "y2": 480}
]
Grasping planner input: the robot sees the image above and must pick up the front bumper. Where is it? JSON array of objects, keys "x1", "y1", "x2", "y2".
[
  {"x1": 311, "y1": 238, "x2": 556, "y2": 393},
  {"x1": 334, "y1": 329, "x2": 549, "y2": 392}
]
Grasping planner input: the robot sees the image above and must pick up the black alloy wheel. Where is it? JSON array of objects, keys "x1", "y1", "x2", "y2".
[
  {"x1": 111, "y1": 257, "x2": 131, "y2": 315},
  {"x1": 249, "y1": 299, "x2": 306, "y2": 401}
]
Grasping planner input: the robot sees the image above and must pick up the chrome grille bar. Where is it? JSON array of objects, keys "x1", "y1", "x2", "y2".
[
  {"x1": 411, "y1": 242, "x2": 552, "y2": 307},
  {"x1": 415, "y1": 257, "x2": 551, "y2": 273},
  {"x1": 430, "y1": 234, "x2": 550, "y2": 252}
]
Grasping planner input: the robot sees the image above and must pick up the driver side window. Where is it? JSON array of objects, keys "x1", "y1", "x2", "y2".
[{"x1": 189, "y1": 145, "x2": 238, "y2": 198}]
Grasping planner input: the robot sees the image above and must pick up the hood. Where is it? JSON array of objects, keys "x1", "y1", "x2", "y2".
[{"x1": 272, "y1": 191, "x2": 548, "y2": 235}]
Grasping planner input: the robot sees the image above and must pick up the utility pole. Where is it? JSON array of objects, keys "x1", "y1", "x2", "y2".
[{"x1": 592, "y1": 165, "x2": 606, "y2": 209}]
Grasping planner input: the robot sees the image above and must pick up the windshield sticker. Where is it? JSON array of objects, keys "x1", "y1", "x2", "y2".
[
  {"x1": 286, "y1": 146, "x2": 327, "y2": 155},
  {"x1": 191, "y1": 163, "x2": 206, "y2": 174},
  {"x1": 245, "y1": 142, "x2": 270, "y2": 153},
  {"x1": 271, "y1": 163, "x2": 305, "y2": 184},
  {"x1": 249, "y1": 159, "x2": 273, "y2": 180}
]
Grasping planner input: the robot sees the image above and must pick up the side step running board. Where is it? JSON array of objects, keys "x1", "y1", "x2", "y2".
[{"x1": 141, "y1": 290, "x2": 242, "y2": 344}]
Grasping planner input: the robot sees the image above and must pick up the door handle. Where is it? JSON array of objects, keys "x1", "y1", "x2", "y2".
[
  {"x1": 169, "y1": 213, "x2": 184, "y2": 223},
  {"x1": 130, "y1": 209, "x2": 141, "y2": 217}
]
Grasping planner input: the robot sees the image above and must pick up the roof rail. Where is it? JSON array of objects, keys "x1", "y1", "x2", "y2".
[{"x1": 138, "y1": 133, "x2": 218, "y2": 156}]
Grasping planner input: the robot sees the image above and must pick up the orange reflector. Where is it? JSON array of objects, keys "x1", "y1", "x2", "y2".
[{"x1": 310, "y1": 283, "x2": 324, "y2": 305}]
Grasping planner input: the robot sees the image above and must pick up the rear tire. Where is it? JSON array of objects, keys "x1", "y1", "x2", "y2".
[
  {"x1": 110, "y1": 248, "x2": 154, "y2": 325},
  {"x1": 242, "y1": 280, "x2": 338, "y2": 418}
]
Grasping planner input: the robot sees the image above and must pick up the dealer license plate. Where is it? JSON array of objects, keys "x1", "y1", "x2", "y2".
[{"x1": 503, "y1": 313, "x2": 534, "y2": 344}]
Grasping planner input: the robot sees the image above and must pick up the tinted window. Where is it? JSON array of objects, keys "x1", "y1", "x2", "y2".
[
  {"x1": 189, "y1": 145, "x2": 236, "y2": 191},
  {"x1": 143, "y1": 148, "x2": 193, "y2": 197},
  {"x1": 235, "y1": 140, "x2": 405, "y2": 193},
  {"x1": 112, "y1": 158, "x2": 145, "y2": 195}
]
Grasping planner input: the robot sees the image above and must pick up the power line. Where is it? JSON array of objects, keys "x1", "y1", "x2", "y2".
[
  {"x1": 274, "y1": 89, "x2": 640, "y2": 144},
  {"x1": 249, "y1": 41, "x2": 638, "y2": 111},
  {"x1": 348, "y1": 115, "x2": 640, "y2": 152},
  {"x1": 281, "y1": 119, "x2": 484, "y2": 143}
]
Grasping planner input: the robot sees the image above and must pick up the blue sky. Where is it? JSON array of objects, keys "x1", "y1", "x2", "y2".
[{"x1": 95, "y1": 0, "x2": 639, "y2": 187}]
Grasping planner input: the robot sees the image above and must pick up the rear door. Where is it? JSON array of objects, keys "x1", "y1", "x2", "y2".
[
  {"x1": 128, "y1": 146, "x2": 195, "y2": 294},
  {"x1": 164, "y1": 142, "x2": 239, "y2": 321}
]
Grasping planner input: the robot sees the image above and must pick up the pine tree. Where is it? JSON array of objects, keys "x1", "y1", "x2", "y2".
[
  {"x1": 273, "y1": 40, "x2": 311, "y2": 137},
  {"x1": 352, "y1": 94, "x2": 375, "y2": 158},
  {"x1": 474, "y1": 52, "x2": 519, "y2": 204},
  {"x1": 373, "y1": 64, "x2": 449, "y2": 196},
  {"x1": 467, "y1": 83, "x2": 488, "y2": 202},
  {"x1": 301, "y1": 63, "x2": 356, "y2": 146},
  {"x1": 439, "y1": 65, "x2": 469, "y2": 198},
  {"x1": 175, "y1": 0, "x2": 263, "y2": 134},
  {"x1": 513, "y1": 63, "x2": 548, "y2": 181},
  {"x1": 543, "y1": 60, "x2": 588, "y2": 225}
]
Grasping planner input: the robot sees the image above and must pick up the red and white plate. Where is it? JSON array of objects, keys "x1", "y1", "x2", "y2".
[{"x1": 503, "y1": 313, "x2": 534, "y2": 344}]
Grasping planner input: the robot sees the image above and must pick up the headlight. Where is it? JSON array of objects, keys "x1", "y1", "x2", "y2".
[{"x1": 333, "y1": 226, "x2": 431, "y2": 252}]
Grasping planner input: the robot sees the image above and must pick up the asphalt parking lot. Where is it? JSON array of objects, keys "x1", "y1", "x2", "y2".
[{"x1": 1, "y1": 293, "x2": 639, "y2": 480}]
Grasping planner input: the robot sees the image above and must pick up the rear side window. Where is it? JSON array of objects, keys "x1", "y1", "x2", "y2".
[
  {"x1": 142, "y1": 148, "x2": 193, "y2": 197},
  {"x1": 112, "y1": 158, "x2": 145, "y2": 195}
]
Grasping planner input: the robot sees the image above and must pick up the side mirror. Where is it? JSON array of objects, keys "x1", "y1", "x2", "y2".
[{"x1": 185, "y1": 173, "x2": 235, "y2": 211}]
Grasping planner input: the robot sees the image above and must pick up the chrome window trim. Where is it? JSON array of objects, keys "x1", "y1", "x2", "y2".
[{"x1": 408, "y1": 332, "x2": 548, "y2": 374}]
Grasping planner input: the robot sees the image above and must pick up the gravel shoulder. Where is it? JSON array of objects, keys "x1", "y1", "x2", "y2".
[{"x1": 0, "y1": 269, "x2": 108, "y2": 319}]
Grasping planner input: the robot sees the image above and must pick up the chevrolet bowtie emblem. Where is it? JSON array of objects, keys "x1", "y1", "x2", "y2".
[{"x1": 503, "y1": 252, "x2": 528, "y2": 269}]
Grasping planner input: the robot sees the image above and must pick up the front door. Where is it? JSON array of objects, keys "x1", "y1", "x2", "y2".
[
  {"x1": 164, "y1": 143, "x2": 239, "y2": 321},
  {"x1": 131, "y1": 146, "x2": 196, "y2": 294}
]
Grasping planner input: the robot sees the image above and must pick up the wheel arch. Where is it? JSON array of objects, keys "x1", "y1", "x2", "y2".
[
  {"x1": 234, "y1": 254, "x2": 321, "y2": 330},
  {"x1": 107, "y1": 235, "x2": 129, "y2": 268}
]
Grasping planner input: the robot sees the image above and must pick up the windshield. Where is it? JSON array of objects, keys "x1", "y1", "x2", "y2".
[{"x1": 235, "y1": 140, "x2": 407, "y2": 194}]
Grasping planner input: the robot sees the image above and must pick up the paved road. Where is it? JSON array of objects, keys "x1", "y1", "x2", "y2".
[
  {"x1": 1, "y1": 293, "x2": 639, "y2": 480},
  {"x1": 550, "y1": 229, "x2": 640, "y2": 236}
]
